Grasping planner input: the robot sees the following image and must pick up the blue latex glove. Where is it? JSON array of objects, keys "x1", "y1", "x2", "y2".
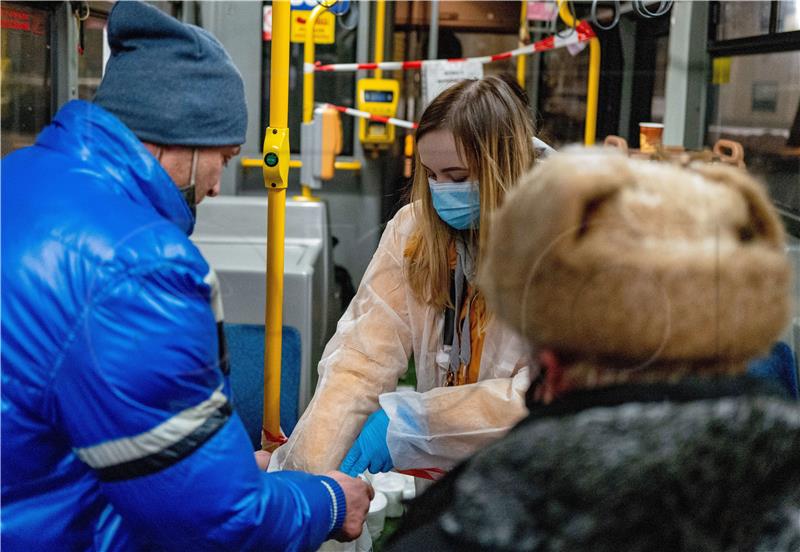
[{"x1": 340, "y1": 409, "x2": 393, "y2": 476}]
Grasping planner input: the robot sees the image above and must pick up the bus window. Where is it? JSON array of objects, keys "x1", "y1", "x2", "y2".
[
  {"x1": 717, "y1": 1, "x2": 773, "y2": 41},
  {"x1": 1, "y1": 3, "x2": 52, "y2": 157},
  {"x1": 777, "y1": 1, "x2": 800, "y2": 33},
  {"x1": 706, "y1": 50, "x2": 800, "y2": 219}
]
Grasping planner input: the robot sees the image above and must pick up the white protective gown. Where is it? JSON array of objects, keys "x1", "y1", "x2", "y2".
[{"x1": 272, "y1": 203, "x2": 533, "y2": 474}]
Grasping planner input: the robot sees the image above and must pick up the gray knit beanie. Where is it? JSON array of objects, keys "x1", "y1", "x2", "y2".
[{"x1": 94, "y1": 1, "x2": 247, "y2": 146}]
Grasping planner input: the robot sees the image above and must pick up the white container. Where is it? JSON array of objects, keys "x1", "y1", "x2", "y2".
[
  {"x1": 402, "y1": 473, "x2": 416, "y2": 502},
  {"x1": 372, "y1": 473, "x2": 406, "y2": 518},
  {"x1": 367, "y1": 491, "x2": 388, "y2": 540}
]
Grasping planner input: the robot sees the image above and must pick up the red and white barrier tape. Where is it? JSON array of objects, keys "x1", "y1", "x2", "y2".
[
  {"x1": 327, "y1": 103, "x2": 418, "y2": 130},
  {"x1": 311, "y1": 21, "x2": 595, "y2": 73}
]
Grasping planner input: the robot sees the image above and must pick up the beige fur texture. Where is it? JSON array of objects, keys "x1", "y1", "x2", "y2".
[{"x1": 481, "y1": 148, "x2": 792, "y2": 364}]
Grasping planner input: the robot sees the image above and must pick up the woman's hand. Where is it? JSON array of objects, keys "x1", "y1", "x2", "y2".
[{"x1": 340, "y1": 409, "x2": 393, "y2": 476}]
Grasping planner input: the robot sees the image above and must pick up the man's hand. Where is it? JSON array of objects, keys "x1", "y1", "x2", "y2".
[
  {"x1": 325, "y1": 471, "x2": 374, "y2": 541},
  {"x1": 254, "y1": 450, "x2": 272, "y2": 471}
]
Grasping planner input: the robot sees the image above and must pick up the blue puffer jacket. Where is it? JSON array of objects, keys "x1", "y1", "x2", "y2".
[{"x1": 1, "y1": 100, "x2": 344, "y2": 551}]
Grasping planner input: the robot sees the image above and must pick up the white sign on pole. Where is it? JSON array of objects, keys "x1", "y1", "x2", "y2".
[{"x1": 421, "y1": 60, "x2": 484, "y2": 107}]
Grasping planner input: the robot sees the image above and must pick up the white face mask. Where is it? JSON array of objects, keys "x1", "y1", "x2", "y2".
[
  {"x1": 178, "y1": 148, "x2": 199, "y2": 218},
  {"x1": 428, "y1": 178, "x2": 481, "y2": 230}
]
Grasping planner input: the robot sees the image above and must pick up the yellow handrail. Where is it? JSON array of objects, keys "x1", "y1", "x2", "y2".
[
  {"x1": 303, "y1": 5, "x2": 327, "y2": 125},
  {"x1": 241, "y1": 157, "x2": 362, "y2": 171},
  {"x1": 300, "y1": 4, "x2": 329, "y2": 199},
  {"x1": 558, "y1": 0, "x2": 599, "y2": 145},
  {"x1": 516, "y1": 0, "x2": 528, "y2": 87},
  {"x1": 374, "y1": 0, "x2": 386, "y2": 79},
  {"x1": 261, "y1": 0, "x2": 291, "y2": 451}
]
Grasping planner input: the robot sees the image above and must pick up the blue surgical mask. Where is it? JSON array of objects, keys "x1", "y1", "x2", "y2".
[{"x1": 428, "y1": 178, "x2": 480, "y2": 230}]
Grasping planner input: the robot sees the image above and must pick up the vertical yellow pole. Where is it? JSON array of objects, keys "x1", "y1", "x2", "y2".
[
  {"x1": 262, "y1": 0, "x2": 291, "y2": 451},
  {"x1": 374, "y1": 0, "x2": 386, "y2": 79},
  {"x1": 516, "y1": 0, "x2": 528, "y2": 87},
  {"x1": 558, "y1": 0, "x2": 599, "y2": 145},
  {"x1": 300, "y1": 4, "x2": 327, "y2": 198},
  {"x1": 585, "y1": 36, "x2": 600, "y2": 145}
]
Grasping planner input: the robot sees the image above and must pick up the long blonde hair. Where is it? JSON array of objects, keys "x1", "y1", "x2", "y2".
[{"x1": 406, "y1": 75, "x2": 537, "y2": 309}]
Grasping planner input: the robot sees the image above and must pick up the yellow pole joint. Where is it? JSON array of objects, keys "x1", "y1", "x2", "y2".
[{"x1": 558, "y1": 0, "x2": 600, "y2": 145}]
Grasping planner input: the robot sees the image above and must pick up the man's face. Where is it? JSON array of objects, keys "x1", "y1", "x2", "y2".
[
  {"x1": 144, "y1": 144, "x2": 241, "y2": 205},
  {"x1": 192, "y1": 145, "x2": 241, "y2": 203}
]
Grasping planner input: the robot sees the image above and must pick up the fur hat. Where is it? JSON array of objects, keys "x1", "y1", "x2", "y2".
[{"x1": 481, "y1": 148, "x2": 791, "y2": 364}]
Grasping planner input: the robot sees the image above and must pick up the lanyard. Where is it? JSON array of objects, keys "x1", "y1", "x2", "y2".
[{"x1": 445, "y1": 243, "x2": 473, "y2": 386}]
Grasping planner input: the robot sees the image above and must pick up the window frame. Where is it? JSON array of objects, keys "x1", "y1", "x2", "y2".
[
  {"x1": 708, "y1": 1, "x2": 800, "y2": 57},
  {"x1": 706, "y1": 2, "x2": 800, "y2": 237}
]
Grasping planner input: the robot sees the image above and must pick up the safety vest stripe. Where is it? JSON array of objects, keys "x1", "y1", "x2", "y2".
[{"x1": 74, "y1": 386, "x2": 230, "y2": 475}]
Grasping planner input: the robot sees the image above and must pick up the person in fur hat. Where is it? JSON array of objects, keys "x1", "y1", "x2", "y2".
[{"x1": 387, "y1": 149, "x2": 800, "y2": 552}]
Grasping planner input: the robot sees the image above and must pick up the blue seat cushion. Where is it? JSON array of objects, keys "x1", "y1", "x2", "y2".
[{"x1": 224, "y1": 324, "x2": 302, "y2": 448}]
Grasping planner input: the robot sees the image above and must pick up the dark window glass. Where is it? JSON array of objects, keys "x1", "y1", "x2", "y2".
[
  {"x1": 1, "y1": 3, "x2": 52, "y2": 156},
  {"x1": 537, "y1": 44, "x2": 589, "y2": 146},
  {"x1": 716, "y1": 1, "x2": 772, "y2": 40},
  {"x1": 452, "y1": 31, "x2": 517, "y2": 77},
  {"x1": 778, "y1": 0, "x2": 800, "y2": 33},
  {"x1": 649, "y1": 35, "x2": 669, "y2": 123}
]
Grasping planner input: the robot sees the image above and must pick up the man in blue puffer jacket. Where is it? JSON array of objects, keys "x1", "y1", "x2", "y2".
[{"x1": 0, "y1": 2, "x2": 371, "y2": 550}]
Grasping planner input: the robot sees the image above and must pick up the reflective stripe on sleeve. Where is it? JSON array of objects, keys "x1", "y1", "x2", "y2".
[{"x1": 74, "y1": 386, "x2": 232, "y2": 481}]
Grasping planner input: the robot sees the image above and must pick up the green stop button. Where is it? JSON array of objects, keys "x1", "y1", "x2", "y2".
[{"x1": 264, "y1": 152, "x2": 279, "y2": 167}]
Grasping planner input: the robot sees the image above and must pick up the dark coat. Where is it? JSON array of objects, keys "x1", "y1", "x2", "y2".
[{"x1": 389, "y1": 377, "x2": 800, "y2": 551}]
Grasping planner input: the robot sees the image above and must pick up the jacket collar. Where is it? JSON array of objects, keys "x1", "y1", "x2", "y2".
[
  {"x1": 36, "y1": 100, "x2": 194, "y2": 235},
  {"x1": 524, "y1": 375, "x2": 787, "y2": 418}
]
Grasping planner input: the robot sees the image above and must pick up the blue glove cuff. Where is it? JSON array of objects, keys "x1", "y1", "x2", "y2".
[{"x1": 319, "y1": 476, "x2": 347, "y2": 537}]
